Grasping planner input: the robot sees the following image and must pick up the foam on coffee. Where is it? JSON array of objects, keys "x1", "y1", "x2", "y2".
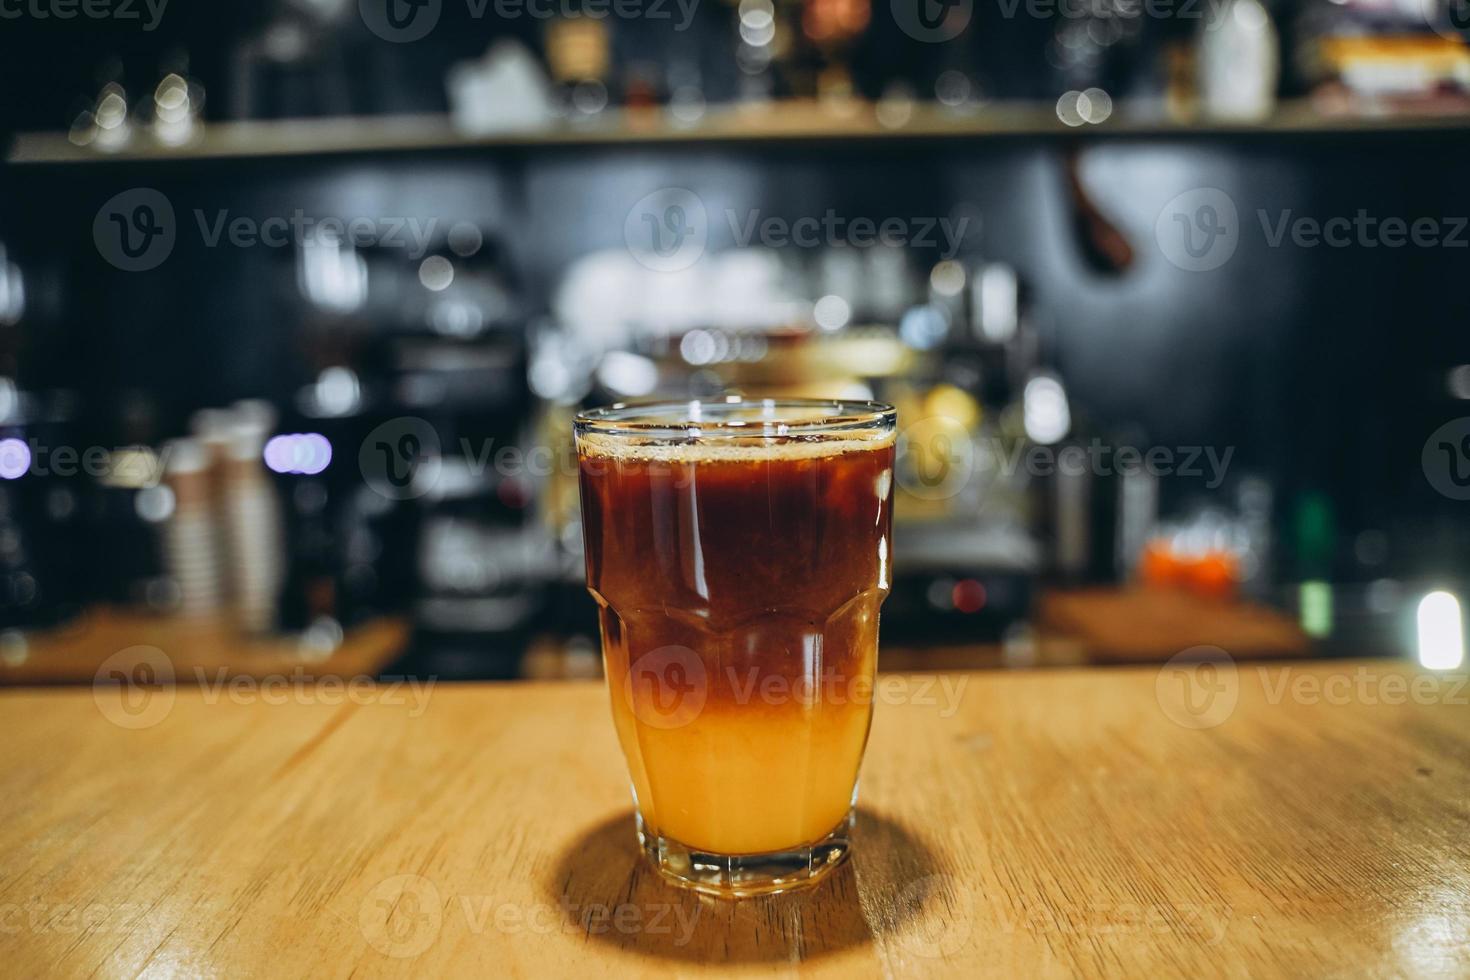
[{"x1": 577, "y1": 427, "x2": 895, "y2": 463}]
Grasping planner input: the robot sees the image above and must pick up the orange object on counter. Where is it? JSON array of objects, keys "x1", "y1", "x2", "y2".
[{"x1": 1138, "y1": 538, "x2": 1240, "y2": 600}]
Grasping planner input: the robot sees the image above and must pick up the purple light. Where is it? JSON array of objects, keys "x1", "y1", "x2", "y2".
[
  {"x1": 263, "y1": 434, "x2": 294, "y2": 474},
  {"x1": 0, "y1": 438, "x2": 30, "y2": 480},
  {"x1": 263, "y1": 433, "x2": 333, "y2": 476},
  {"x1": 299, "y1": 433, "x2": 332, "y2": 475}
]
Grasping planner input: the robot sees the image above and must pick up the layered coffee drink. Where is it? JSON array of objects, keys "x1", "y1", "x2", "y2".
[{"x1": 575, "y1": 398, "x2": 896, "y2": 896}]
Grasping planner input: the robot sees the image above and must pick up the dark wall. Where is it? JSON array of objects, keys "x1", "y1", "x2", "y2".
[{"x1": 2, "y1": 130, "x2": 1468, "y2": 561}]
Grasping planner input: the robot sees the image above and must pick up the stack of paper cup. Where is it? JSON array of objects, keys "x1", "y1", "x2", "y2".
[
  {"x1": 160, "y1": 438, "x2": 225, "y2": 617},
  {"x1": 221, "y1": 401, "x2": 285, "y2": 634}
]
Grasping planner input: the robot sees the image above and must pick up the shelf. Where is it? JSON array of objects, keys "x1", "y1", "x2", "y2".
[{"x1": 8, "y1": 99, "x2": 1470, "y2": 165}]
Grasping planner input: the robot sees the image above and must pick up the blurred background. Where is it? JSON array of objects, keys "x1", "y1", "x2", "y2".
[{"x1": 0, "y1": 0, "x2": 1467, "y2": 685}]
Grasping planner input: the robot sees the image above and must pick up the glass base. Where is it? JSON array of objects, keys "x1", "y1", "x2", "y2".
[{"x1": 635, "y1": 810, "x2": 853, "y2": 898}]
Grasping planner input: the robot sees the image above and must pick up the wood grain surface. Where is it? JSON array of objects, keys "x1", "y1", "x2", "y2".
[{"x1": 2, "y1": 659, "x2": 1467, "y2": 977}]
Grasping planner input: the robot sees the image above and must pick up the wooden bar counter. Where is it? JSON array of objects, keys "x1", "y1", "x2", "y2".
[{"x1": 2, "y1": 659, "x2": 1467, "y2": 977}]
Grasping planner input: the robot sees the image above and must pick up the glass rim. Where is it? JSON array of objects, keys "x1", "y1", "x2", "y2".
[{"x1": 574, "y1": 396, "x2": 896, "y2": 440}]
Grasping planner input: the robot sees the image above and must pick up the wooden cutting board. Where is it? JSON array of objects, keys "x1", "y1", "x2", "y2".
[{"x1": 1040, "y1": 587, "x2": 1312, "y2": 663}]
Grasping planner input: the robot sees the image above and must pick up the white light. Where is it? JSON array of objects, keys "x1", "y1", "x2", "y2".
[
  {"x1": 739, "y1": 17, "x2": 775, "y2": 46},
  {"x1": 299, "y1": 235, "x2": 367, "y2": 313},
  {"x1": 1447, "y1": 365, "x2": 1470, "y2": 400},
  {"x1": 1080, "y1": 87, "x2": 1113, "y2": 124},
  {"x1": 813, "y1": 294, "x2": 851, "y2": 332},
  {"x1": 314, "y1": 366, "x2": 360, "y2": 416},
  {"x1": 1417, "y1": 591, "x2": 1464, "y2": 670},
  {"x1": 1234, "y1": 0, "x2": 1268, "y2": 30},
  {"x1": 135, "y1": 485, "x2": 176, "y2": 523},
  {"x1": 739, "y1": 6, "x2": 773, "y2": 28},
  {"x1": 419, "y1": 256, "x2": 454, "y2": 292},
  {"x1": 596, "y1": 351, "x2": 659, "y2": 397},
  {"x1": 1056, "y1": 91, "x2": 1085, "y2": 128},
  {"x1": 899, "y1": 304, "x2": 949, "y2": 350},
  {"x1": 977, "y1": 264, "x2": 1018, "y2": 342},
  {"x1": 929, "y1": 260, "x2": 966, "y2": 298},
  {"x1": 95, "y1": 90, "x2": 128, "y2": 129},
  {"x1": 680, "y1": 329, "x2": 718, "y2": 365},
  {"x1": 1023, "y1": 375, "x2": 1071, "y2": 445},
  {"x1": 935, "y1": 70, "x2": 971, "y2": 107}
]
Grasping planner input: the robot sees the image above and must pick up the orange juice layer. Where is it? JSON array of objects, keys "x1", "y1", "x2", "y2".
[{"x1": 608, "y1": 682, "x2": 874, "y2": 855}]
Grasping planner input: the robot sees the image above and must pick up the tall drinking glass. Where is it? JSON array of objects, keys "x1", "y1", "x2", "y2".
[{"x1": 574, "y1": 398, "x2": 897, "y2": 897}]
